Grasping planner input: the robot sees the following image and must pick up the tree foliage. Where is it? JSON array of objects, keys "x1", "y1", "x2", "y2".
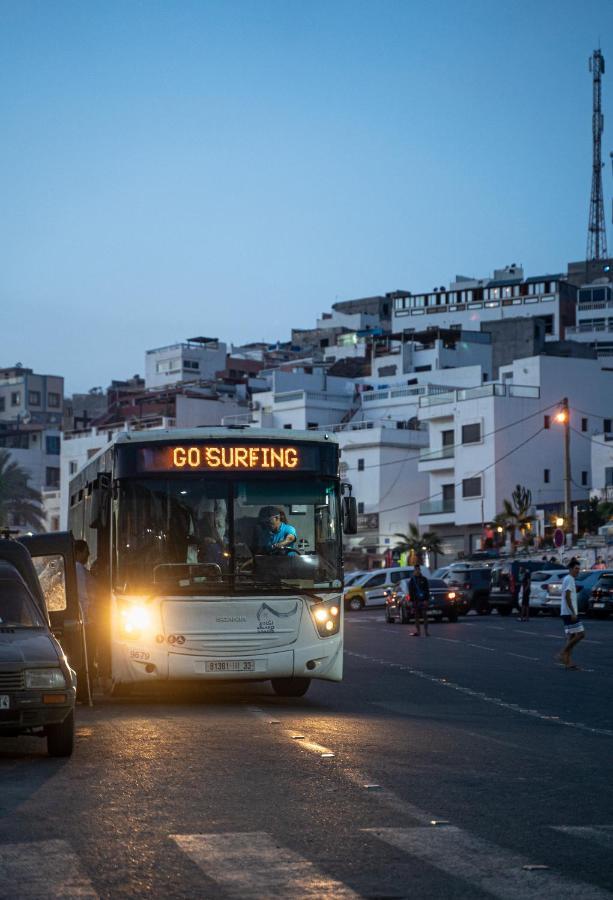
[{"x1": 0, "y1": 449, "x2": 45, "y2": 530}]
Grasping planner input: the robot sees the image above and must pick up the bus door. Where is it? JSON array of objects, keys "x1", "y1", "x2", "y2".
[{"x1": 19, "y1": 533, "x2": 84, "y2": 672}]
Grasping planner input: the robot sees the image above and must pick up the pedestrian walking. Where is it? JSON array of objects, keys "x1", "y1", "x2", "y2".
[
  {"x1": 408, "y1": 563, "x2": 430, "y2": 636},
  {"x1": 519, "y1": 568, "x2": 531, "y2": 621},
  {"x1": 556, "y1": 557, "x2": 585, "y2": 670}
]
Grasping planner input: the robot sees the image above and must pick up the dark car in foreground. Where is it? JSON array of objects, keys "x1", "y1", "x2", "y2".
[
  {"x1": 588, "y1": 573, "x2": 613, "y2": 617},
  {"x1": 385, "y1": 578, "x2": 468, "y2": 624},
  {"x1": 440, "y1": 566, "x2": 492, "y2": 614},
  {"x1": 0, "y1": 540, "x2": 77, "y2": 757}
]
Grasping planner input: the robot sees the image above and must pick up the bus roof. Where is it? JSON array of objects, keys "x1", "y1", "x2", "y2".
[{"x1": 112, "y1": 428, "x2": 338, "y2": 446}]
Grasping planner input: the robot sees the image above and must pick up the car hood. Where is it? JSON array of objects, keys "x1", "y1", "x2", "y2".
[{"x1": 0, "y1": 631, "x2": 60, "y2": 666}]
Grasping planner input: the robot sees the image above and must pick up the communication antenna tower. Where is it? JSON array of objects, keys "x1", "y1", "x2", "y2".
[{"x1": 587, "y1": 49, "x2": 608, "y2": 260}]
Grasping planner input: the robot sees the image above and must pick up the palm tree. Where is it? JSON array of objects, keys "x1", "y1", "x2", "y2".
[
  {"x1": 395, "y1": 523, "x2": 444, "y2": 569},
  {"x1": 0, "y1": 449, "x2": 45, "y2": 531},
  {"x1": 494, "y1": 484, "x2": 533, "y2": 553}
]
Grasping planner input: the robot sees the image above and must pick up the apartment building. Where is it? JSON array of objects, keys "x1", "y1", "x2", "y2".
[
  {"x1": 392, "y1": 266, "x2": 577, "y2": 342},
  {"x1": 417, "y1": 355, "x2": 613, "y2": 555},
  {"x1": 0, "y1": 366, "x2": 64, "y2": 426},
  {"x1": 145, "y1": 337, "x2": 227, "y2": 389},
  {"x1": 590, "y1": 430, "x2": 613, "y2": 502}
]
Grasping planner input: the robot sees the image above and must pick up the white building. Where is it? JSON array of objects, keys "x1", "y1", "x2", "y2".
[
  {"x1": 336, "y1": 421, "x2": 428, "y2": 563},
  {"x1": 565, "y1": 282, "x2": 613, "y2": 360},
  {"x1": 417, "y1": 355, "x2": 613, "y2": 555},
  {"x1": 590, "y1": 431, "x2": 613, "y2": 502},
  {"x1": 392, "y1": 266, "x2": 577, "y2": 342},
  {"x1": 0, "y1": 366, "x2": 64, "y2": 426},
  {"x1": 145, "y1": 337, "x2": 227, "y2": 389}
]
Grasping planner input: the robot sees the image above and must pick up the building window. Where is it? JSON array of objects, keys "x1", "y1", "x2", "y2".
[
  {"x1": 307, "y1": 422, "x2": 319, "y2": 430},
  {"x1": 461, "y1": 423, "x2": 481, "y2": 444},
  {"x1": 462, "y1": 477, "x2": 481, "y2": 498},
  {"x1": 605, "y1": 467, "x2": 613, "y2": 487},
  {"x1": 156, "y1": 358, "x2": 181, "y2": 374},
  {"x1": 48, "y1": 392, "x2": 61, "y2": 408},
  {"x1": 544, "y1": 469, "x2": 550, "y2": 483},
  {"x1": 357, "y1": 458, "x2": 365, "y2": 471},
  {"x1": 0, "y1": 397, "x2": 5, "y2": 412},
  {"x1": 544, "y1": 415, "x2": 550, "y2": 429},
  {"x1": 604, "y1": 418, "x2": 612, "y2": 433},
  {"x1": 69, "y1": 461, "x2": 78, "y2": 475},
  {"x1": 11, "y1": 392, "x2": 21, "y2": 406},
  {"x1": 357, "y1": 502, "x2": 364, "y2": 514},
  {"x1": 581, "y1": 471, "x2": 588, "y2": 486},
  {"x1": 581, "y1": 417, "x2": 588, "y2": 432},
  {"x1": 28, "y1": 390, "x2": 41, "y2": 406},
  {"x1": 45, "y1": 435, "x2": 60, "y2": 455},
  {"x1": 183, "y1": 360, "x2": 200, "y2": 370},
  {"x1": 45, "y1": 467, "x2": 60, "y2": 488},
  {"x1": 283, "y1": 423, "x2": 292, "y2": 429}
]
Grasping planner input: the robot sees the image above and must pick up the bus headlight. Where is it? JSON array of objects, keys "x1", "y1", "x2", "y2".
[
  {"x1": 117, "y1": 598, "x2": 153, "y2": 640},
  {"x1": 309, "y1": 600, "x2": 341, "y2": 638}
]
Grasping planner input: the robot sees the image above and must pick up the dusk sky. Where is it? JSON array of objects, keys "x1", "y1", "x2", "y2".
[{"x1": 2, "y1": 0, "x2": 613, "y2": 393}]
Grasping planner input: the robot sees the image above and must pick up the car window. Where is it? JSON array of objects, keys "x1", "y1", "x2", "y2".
[
  {"x1": 0, "y1": 579, "x2": 46, "y2": 627},
  {"x1": 364, "y1": 573, "x2": 386, "y2": 588},
  {"x1": 597, "y1": 575, "x2": 613, "y2": 588},
  {"x1": 531, "y1": 571, "x2": 556, "y2": 582},
  {"x1": 428, "y1": 579, "x2": 446, "y2": 588},
  {"x1": 31, "y1": 554, "x2": 67, "y2": 612},
  {"x1": 390, "y1": 571, "x2": 404, "y2": 584}
]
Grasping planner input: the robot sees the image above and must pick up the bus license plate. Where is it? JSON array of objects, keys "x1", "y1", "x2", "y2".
[
  {"x1": 205, "y1": 660, "x2": 256, "y2": 673},
  {"x1": 0, "y1": 696, "x2": 9, "y2": 710},
  {"x1": 594, "y1": 602, "x2": 604, "y2": 608}
]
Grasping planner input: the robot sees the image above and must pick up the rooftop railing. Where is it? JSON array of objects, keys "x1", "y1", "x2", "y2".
[
  {"x1": 419, "y1": 382, "x2": 540, "y2": 407},
  {"x1": 419, "y1": 499, "x2": 455, "y2": 515}
]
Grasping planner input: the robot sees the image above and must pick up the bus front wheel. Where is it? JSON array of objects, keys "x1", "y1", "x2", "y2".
[{"x1": 271, "y1": 677, "x2": 311, "y2": 698}]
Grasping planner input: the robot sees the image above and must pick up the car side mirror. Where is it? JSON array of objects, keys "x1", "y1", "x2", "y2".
[{"x1": 342, "y1": 496, "x2": 358, "y2": 535}]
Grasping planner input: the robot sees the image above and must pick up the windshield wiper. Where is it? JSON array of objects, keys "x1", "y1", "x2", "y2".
[{"x1": 235, "y1": 580, "x2": 332, "y2": 602}]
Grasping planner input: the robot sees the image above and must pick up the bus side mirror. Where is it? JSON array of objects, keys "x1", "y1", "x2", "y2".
[{"x1": 343, "y1": 496, "x2": 358, "y2": 535}]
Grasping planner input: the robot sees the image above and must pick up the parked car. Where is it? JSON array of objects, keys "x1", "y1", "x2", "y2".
[
  {"x1": 0, "y1": 539, "x2": 77, "y2": 757},
  {"x1": 440, "y1": 566, "x2": 492, "y2": 614},
  {"x1": 489, "y1": 559, "x2": 564, "y2": 615},
  {"x1": 588, "y1": 572, "x2": 613, "y2": 617},
  {"x1": 385, "y1": 578, "x2": 468, "y2": 624},
  {"x1": 526, "y1": 570, "x2": 568, "y2": 614},
  {"x1": 343, "y1": 570, "x2": 367, "y2": 589},
  {"x1": 343, "y1": 566, "x2": 429, "y2": 611},
  {"x1": 545, "y1": 569, "x2": 613, "y2": 615}
]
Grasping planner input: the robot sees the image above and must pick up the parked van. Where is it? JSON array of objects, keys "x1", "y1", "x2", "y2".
[{"x1": 343, "y1": 566, "x2": 430, "y2": 611}]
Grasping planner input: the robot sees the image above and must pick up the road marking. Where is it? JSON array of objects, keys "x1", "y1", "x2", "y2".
[
  {"x1": 346, "y1": 651, "x2": 613, "y2": 737},
  {"x1": 552, "y1": 826, "x2": 613, "y2": 849},
  {"x1": 342, "y1": 768, "x2": 436, "y2": 824},
  {"x1": 171, "y1": 832, "x2": 359, "y2": 898},
  {"x1": 467, "y1": 642, "x2": 495, "y2": 651},
  {"x1": 507, "y1": 652, "x2": 540, "y2": 661},
  {"x1": 0, "y1": 840, "x2": 98, "y2": 898},
  {"x1": 366, "y1": 826, "x2": 613, "y2": 899}
]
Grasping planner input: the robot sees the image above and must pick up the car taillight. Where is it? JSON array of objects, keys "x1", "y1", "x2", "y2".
[{"x1": 463, "y1": 583, "x2": 470, "y2": 590}]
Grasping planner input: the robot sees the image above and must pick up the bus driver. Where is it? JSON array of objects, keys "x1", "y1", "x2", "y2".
[{"x1": 256, "y1": 506, "x2": 298, "y2": 555}]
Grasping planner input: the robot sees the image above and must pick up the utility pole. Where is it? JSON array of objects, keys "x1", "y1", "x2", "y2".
[
  {"x1": 587, "y1": 49, "x2": 608, "y2": 260},
  {"x1": 561, "y1": 398, "x2": 572, "y2": 530}
]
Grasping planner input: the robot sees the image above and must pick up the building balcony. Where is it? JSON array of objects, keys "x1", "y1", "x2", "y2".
[
  {"x1": 420, "y1": 499, "x2": 455, "y2": 516},
  {"x1": 419, "y1": 445, "x2": 454, "y2": 462}
]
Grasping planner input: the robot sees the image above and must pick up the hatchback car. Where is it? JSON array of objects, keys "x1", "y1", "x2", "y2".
[
  {"x1": 588, "y1": 572, "x2": 613, "y2": 617},
  {"x1": 385, "y1": 578, "x2": 467, "y2": 624},
  {"x1": 489, "y1": 559, "x2": 564, "y2": 615},
  {"x1": 545, "y1": 569, "x2": 613, "y2": 615},
  {"x1": 525, "y1": 570, "x2": 568, "y2": 614},
  {"x1": 0, "y1": 541, "x2": 76, "y2": 757}
]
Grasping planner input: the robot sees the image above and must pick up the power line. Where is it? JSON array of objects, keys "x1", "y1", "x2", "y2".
[{"x1": 376, "y1": 425, "x2": 545, "y2": 517}]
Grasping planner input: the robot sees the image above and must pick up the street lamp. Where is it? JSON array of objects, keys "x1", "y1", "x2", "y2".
[{"x1": 554, "y1": 398, "x2": 571, "y2": 533}]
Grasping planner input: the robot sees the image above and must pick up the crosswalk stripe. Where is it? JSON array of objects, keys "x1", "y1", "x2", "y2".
[
  {"x1": 0, "y1": 840, "x2": 98, "y2": 898},
  {"x1": 170, "y1": 832, "x2": 360, "y2": 898},
  {"x1": 552, "y1": 826, "x2": 613, "y2": 849},
  {"x1": 365, "y1": 826, "x2": 613, "y2": 899}
]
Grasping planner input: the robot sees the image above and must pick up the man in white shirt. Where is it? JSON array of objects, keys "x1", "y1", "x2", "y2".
[{"x1": 557, "y1": 558, "x2": 584, "y2": 669}]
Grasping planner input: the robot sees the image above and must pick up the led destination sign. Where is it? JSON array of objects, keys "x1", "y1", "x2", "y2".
[{"x1": 138, "y1": 444, "x2": 306, "y2": 473}]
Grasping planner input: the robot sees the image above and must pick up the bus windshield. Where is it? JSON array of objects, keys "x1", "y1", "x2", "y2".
[{"x1": 115, "y1": 477, "x2": 342, "y2": 593}]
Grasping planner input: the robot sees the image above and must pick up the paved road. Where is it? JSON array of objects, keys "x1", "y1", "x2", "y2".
[{"x1": 1, "y1": 611, "x2": 613, "y2": 898}]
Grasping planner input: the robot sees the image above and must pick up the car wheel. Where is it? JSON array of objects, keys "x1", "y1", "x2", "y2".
[
  {"x1": 46, "y1": 710, "x2": 75, "y2": 758},
  {"x1": 347, "y1": 596, "x2": 364, "y2": 612},
  {"x1": 385, "y1": 611, "x2": 395, "y2": 623},
  {"x1": 400, "y1": 608, "x2": 410, "y2": 625},
  {"x1": 271, "y1": 677, "x2": 311, "y2": 698},
  {"x1": 498, "y1": 606, "x2": 512, "y2": 617}
]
